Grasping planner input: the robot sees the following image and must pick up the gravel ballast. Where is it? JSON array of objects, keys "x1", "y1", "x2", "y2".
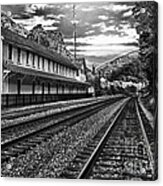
[{"x1": 1, "y1": 98, "x2": 128, "y2": 178}]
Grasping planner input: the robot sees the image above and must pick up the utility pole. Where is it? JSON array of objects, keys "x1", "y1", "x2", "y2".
[{"x1": 72, "y1": 4, "x2": 77, "y2": 63}]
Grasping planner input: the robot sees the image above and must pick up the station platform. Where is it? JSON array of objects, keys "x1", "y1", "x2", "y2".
[{"x1": 1, "y1": 94, "x2": 124, "y2": 116}]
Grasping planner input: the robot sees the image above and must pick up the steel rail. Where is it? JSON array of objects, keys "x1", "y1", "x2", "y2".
[
  {"x1": 1, "y1": 98, "x2": 113, "y2": 131},
  {"x1": 1, "y1": 101, "x2": 106, "y2": 147},
  {"x1": 135, "y1": 100, "x2": 154, "y2": 176},
  {"x1": 77, "y1": 98, "x2": 130, "y2": 179},
  {"x1": 1, "y1": 98, "x2": 125, "y2": 163},
  {"x1": 1, "y1": 98, "x2": 103, "y2": 120}
]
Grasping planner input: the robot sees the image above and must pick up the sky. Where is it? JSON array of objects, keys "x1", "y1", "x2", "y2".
[{"x1": 2, "y1": 2, "x2": 139, "y2": 68}]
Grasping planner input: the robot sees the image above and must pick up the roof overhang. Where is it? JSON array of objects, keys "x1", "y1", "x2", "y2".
[{"x1": 4, "y1": 61, "x2": 90, "y2": 87}]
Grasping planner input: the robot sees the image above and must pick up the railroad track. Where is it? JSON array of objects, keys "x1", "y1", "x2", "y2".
[
  {"x1": 1, "y1": 96, "x2": 124, "y2": 163},
  {"x1": 1, "y1": 97, "x2": 107, "y2": 120},
  {"x1": 60, "y1": 98, "x2": 155, "y2": 180}
]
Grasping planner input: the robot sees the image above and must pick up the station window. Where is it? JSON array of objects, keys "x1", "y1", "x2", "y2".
[
  {"x1": 62, "y1": 85, "x2": 64, "y2": 94},
  {"x1": 56, "y1": 63, "x2": 58, "y2": 74},
  {"x1": 76, "y1": 69, "x2": 79, "y2": 76},
  {"x1": 56, "y1": 84, "x2": 59, "y2": 94},
  {"x1": 32, "y1": 53, "x2": 35, "y2": 67},
  {"x1": 42, "y1": 83, "x2": 44, "y2": 94},
  {"x1": 32, "y1": 81, "x2": 35, "y2": 94},
  {"x1": 8, "y1": 44, "x2": 12, "y2": 60},
  {"x1": 26, "y1": 51, "x2": 29, "y2": 65},
  {"x1": 42, "y1": 58, "x2": 45, "y2": 70},
  {"x1": 17, "y1": 79, "x2": 21, "y2": 95},
  {"x1": 60, "y1": 65, "x2": 62, "y2": 74},
  {"x1": 38, "y1": 56, "x2": 40, "y2": 69},
  {"x1": 70, "y1": 68, "x2": 71, "y2": 77},
  {"x1": 67, "y1": 68, "x2": 69, "y2": 77},
  {"x1": 17, "y1": 47, "x2": 21, "y2": 64},
  {"x1": 63, "y1": 66, "x2": 65, "y2": 76},
  {"x1": 65, "y1": 67, "x2": 67, "y2": 76},
  {"x1": 53, "y1": 62, "x2": 55, "y2": 72},
  {"x1": 48, "y1": 83, "x2": 51, "y2": 94},
  {"x1": 58, "y1": 64, "x2": 60, "y2": 74},
  {"x1": 48, "y1": 59, "x2": 50, "y2": 72}
]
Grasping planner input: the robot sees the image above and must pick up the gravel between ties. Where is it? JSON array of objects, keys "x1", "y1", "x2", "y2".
[{"x1": 1, "y1": 98, "x2": 128, "y2": 178}]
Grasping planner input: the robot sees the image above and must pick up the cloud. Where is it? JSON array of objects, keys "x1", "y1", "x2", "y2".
[
  {"x1": 123, "y1": 10, "x2": 133, "y2": 17},
  {"x1": 81, "y1": 7, "x2": 95, "y2": 12},
  {"x1": 71, "y1": 44, "x2": 137, "y2": 58},
  {"x1": 2, "y1": 2, "x2": 138, "y2": 66},
  {"x1": 45, "y1": 14, "x2": 65, "y2": 20},
  {"x1": 65, "y1": 33, "x2": 137, "y2": 47},
  {"x1": 92, "y1": 22, "x2": 103, "y2": 28},
  {"x1": 12, "y1": 13, "x2": 33, "y2": 19},
  {"x1": 98, "y1": 15, "x2": 108, "y2": 20},
  {"x1": 110, "y1": 4, "x2": 133, "y2": 12},
  {"x1": 65, "y1": 41, "x2": 91, "y2": 47},
  {"x1": 85, "y1": 30, "x2": 95, "y2": 35}
]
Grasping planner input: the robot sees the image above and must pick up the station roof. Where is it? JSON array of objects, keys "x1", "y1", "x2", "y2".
[
  {"x1": 4, "y1": 61, "x2": 90, "y2": 87},
  {"x1": 1, "y1": 28, "x2": 78, "y2": 70}
]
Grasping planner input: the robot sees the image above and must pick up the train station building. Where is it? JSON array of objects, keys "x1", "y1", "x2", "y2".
[{"x1": 1, "y1": 27, "x2": 91, "y2": 107}]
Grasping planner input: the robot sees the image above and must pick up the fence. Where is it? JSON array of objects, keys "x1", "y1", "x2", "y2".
[{"x1": 1, "y1": 93, "x2": 92, "y2": 108}]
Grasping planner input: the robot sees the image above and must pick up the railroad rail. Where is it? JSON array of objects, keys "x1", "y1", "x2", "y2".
[
  {"x1": 60, "y1": 98, "x2": 155, "y2": 180},
  {"x1": 1, "y1": 97, "x2": 109, "y2": 120},
  {"x1": 1, "y1": 96, "x2": 124, "y2": 163}
]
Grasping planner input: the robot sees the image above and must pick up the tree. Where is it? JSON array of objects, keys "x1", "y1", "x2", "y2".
[{"x1": 132, "y1": 2, "x2": 158, "y2": 100}]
